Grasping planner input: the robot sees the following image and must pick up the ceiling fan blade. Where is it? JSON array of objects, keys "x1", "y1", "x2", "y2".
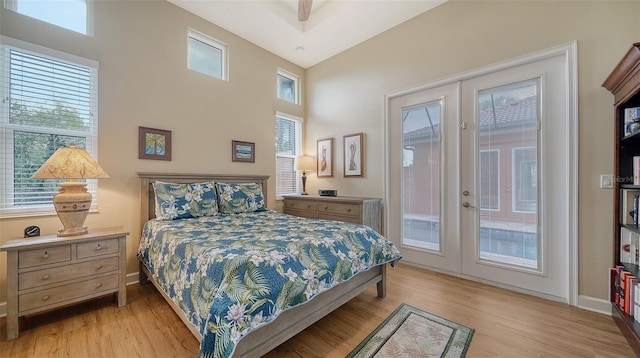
[{"x1": 298, "y1": 0, "x2": 312, "y2": 22}]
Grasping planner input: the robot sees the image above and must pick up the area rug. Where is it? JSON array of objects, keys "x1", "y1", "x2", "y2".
[{"x1": 346, "y1": 303, "x2": 474, "y2": 358}]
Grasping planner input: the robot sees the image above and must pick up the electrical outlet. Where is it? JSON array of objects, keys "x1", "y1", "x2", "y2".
[{"x1": 600, "y1": 174, "x2": 614, "y2": 189}]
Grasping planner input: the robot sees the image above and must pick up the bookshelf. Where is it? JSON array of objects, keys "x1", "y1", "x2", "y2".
[{"x1": 603, "y1": 42, "x2": 640, "y2": 355}]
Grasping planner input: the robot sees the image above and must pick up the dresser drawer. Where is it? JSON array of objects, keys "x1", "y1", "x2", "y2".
[
  {"x1": 319, "y1": 213, "x2": 362, "y2": 224},
  {"x1": 19, "y1": 274, "x2": 119, "y2": 313},
  {"x1": 286, "y1": 199, "x2": 318, "y2": 212},
  {"x1": 318, "y1": 202, "x2": 361, "y2": 218},
  {"x1": 285, "y1": 209, "x2": 318, "y2": 219},
  {"x1": 19, "y1": 257, "x2": 119, "y2": 290},
  {"x1": 77, "y1": 238, "x2": 119, "y2": 258},
  {"x1": 19, "y1": 245, "x2": 71, "y2": 269}
]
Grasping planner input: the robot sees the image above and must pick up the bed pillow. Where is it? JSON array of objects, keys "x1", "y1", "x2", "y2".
[
  {"x1": 153, "y1": 181, "x2": 218, "y2": 220},
  {"x1": 215, "y1": 182, "x2": 266, "y2": 214}
]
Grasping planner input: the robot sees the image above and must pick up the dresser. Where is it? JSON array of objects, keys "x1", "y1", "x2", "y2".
[
  {"x1": 1, "y1": 227, "x2": 129, "y2": 340},
  {"x1": 283, "y1": 195, "x2": 382, "y2": 234}
]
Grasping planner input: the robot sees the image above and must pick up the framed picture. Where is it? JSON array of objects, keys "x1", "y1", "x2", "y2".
[
  {"x1": 344, "y1": 132, "x2": 364, "y2": 177},
  {"x1": 139, "y1": 126, "x2": 172, "y2": 161},
  {"x1": 317, "y1": 137, "x2": 334, "y2": 177},
  {"x1": 232, "y1": 140, "x2": 255, "y2": 163}
]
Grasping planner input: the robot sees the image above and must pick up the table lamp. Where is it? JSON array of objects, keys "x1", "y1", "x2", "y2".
[
  {"x1": 31, "y1": 144, "x2": 109, "y2": 237},
  {"x1": 295, "y1": 155, "x2": 315, "y2": 195}
]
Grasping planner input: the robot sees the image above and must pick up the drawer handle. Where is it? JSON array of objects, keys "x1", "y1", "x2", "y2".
[
  {"x1": 42, "y1": 251, "x2": 49, "y2": 259},
  {"x1": 347, "y1": 208, "x2": 351, "y2": 212},
  {"x1": 42, "y1": 275, "x2": 49, "y2": 280},
  {"x1": 96, "y1": 265, "x2": 103, "y2": 270},
  {"x1": 96, "y1": 283, "x2": 102, "y2": 288},
  {"x1": 96, "y1": 244, "x2": 102, "y2": 251},
  {"x1": 307, "y1": 205, "x2": 312, "y2": 208},
  {"x1": 324, "y1": 206, "x2": 328, "y2": 210},
  {"x1": 42, "y1": 295, "x2": 49, "y2": 301}
]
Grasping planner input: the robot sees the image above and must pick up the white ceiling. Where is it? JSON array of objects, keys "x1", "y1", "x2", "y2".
[{"x1": 168, "y1": 0, "x2": 448, "y2": 69}]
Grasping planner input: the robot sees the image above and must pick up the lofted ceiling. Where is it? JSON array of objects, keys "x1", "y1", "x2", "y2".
[{"x1": 167, "y1": 0, "x2": 448, "y2": 69}]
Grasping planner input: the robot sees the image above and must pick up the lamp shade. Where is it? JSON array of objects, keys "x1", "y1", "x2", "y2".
[
  {"x1": 32, "y1": 144, "x2": 109, "y2": 179},
  {"x1": 295, "y1": 155, "x2": 315, "y2": 171}
]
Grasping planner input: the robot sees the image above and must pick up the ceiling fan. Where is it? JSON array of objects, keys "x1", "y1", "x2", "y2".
[{"x1": 298, "y1": 0, "x2": 313, "y2": 22}]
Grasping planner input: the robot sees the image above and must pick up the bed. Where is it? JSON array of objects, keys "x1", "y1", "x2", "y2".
[{"x1": 137, "y1": 172, "x2": 401, "y2": 358}]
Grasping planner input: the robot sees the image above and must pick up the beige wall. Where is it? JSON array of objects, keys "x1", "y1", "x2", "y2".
[
  {"x1": 303, "y1": 0, "x2": 639, "y2": 301},
  {"x1": 0, "y1": 0, "x2": 304, "y2": 302}
]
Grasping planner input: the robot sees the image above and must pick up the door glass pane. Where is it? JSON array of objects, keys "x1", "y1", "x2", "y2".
[
  {"x1": 477, "y1": 81, "x2": 538, "y2": 269},
  {"x1": 402, "y1": 101, "x2": 441, "y2": 251}
]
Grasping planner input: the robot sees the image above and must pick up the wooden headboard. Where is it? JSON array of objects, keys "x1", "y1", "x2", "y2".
[{"x1": 138, "y1": 172, "x2": 270, "y2": 223}]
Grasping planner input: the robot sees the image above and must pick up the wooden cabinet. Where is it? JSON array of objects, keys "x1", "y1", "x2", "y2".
[
  {"x1": 283, "y1": 195, "x2": 382, "y2": 234},
  {"x1": 1, "y1": 227, "x2": 129, "y2": 340},
  {"x1": 602, "y1": 42, "x2": 640, "y2": 355}
]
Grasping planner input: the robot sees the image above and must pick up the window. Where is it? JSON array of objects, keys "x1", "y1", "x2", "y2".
[
  {"x1": 4, "y1": 0, "x2": 92, "y2": 35},
  {"x1": 277, "y1": 69, "x2": 299, "y2": 104},
  {"x1": 479, "y1": 149, "x2": 500, "y2": 210},
  {"x1": 0, "y1": 36, "x2": 99, "y2": 217},
  {"x1": 512, "y1": 146, "x2": 537, "y2": 213},
  {"x1": 275, "y1": 113, "x2": 302, "y2": 199},
  {"x1": 188, "y1": 29, "x2": 227, "y2": 80}
]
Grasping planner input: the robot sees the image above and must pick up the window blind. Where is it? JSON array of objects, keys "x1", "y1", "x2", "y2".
[
  {"x1": 0, "y1": 37, "x2": 99, "y2": 217},
  {"x1": 276, "y1": 115, "x2": 302, "y2": 198}
]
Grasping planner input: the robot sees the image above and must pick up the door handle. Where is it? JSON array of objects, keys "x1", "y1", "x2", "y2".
[
  {"x1": 462, "y1": 190, "x2": 470, "y2": 196},
  {"x1": 462, "y1": 202, "x2": 475, "y2": 208}
]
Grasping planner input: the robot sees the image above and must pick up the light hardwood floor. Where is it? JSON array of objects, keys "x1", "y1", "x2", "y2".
[{"x1": 0, "y1": 263, "x2": 634, "y2": 357}]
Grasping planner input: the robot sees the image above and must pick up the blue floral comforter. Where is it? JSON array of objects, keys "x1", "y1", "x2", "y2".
[{"x1": 137, "y1": 210, "x2": 402, "y2": 358}]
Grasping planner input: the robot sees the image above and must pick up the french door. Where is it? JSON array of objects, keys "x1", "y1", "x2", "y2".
[{"x1": 386, "y1": 45, "x2": 576, "y2": 302}]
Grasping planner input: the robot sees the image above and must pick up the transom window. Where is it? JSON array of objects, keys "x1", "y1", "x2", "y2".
[
  {"x1": 4, "y1": 0, "x2": 92, "y2": 35},
  {"x1": 188, "y1": 29, "x2": 227, "y2": 81},
  {"x1": 0, "y1": 36, "x2": 99, "y2": 217},
  {"x1": 277, "y1": 69, "x2": 299, "y2": 104},
  {"x1": 275, "y1": 113, "x2": 302, "y2": 198}
]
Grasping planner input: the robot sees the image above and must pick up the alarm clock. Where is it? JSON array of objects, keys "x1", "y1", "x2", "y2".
[{"x1": 24, "y1": 225, "x2": 40, "y2": 238}]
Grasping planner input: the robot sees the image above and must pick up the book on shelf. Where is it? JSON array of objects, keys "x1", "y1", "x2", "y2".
[
  {"x1": 625, "y1": 107, "x2": 640, "y2": 136},
  {"x1": 612, "y1": 265, "x2": 640, "y2": 318},
  {"x1": 634, "y1": 156, "x2": 640, "y2": 185},
  {"x1": 621, "y1": 226, "x2": 640, "y2": 265},
  {"x1": 621, "y1": 189, "x2": 640, "y2": 225}
]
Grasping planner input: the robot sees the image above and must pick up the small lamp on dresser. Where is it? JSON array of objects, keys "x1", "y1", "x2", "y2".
[
  {"x1": 31, "y1": 143, "x2": 109, "y2": 237},
  {"x1": 295, "y1": 155, "x2": 315, "y2": 195}
]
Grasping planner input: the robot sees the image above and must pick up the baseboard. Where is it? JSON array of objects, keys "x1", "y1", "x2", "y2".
[
  {"x1": 578, "y1": 294, "x2": 613, "y2": 316},
  {"x1": 0, "y1": 272, "x2": 142, "y2": 318}
]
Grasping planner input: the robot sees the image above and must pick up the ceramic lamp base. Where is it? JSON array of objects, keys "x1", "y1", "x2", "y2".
[{"x1": 53, "y1": 182, "x2": 92, "y2": 237}]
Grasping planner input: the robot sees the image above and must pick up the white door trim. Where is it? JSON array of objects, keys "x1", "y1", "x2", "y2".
[{"x1": 384, "y1": 42, "x2": 578, "y2": 305}]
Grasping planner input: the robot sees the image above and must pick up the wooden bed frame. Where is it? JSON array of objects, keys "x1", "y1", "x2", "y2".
[{"x1": 137, "y1": 172, "x2": 387, "y2": 357}]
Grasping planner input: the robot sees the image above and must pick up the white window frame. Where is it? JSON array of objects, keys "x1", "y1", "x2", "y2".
[
  {"x1": 277, "y1": 68, "x2": 300, "y2": 105},
  {"x1": 479, "y1": 149, "x2": 500, "y2": 211},
  {"x1": 512, "y1": 146, "x2": 537, "y2": 214},
  {"x1": 187, "y1": 28, "x2": 228, "y2": 81},
  {"x1": 275, "y1": 112, "x2": 302, "y2": 199},
  {"x1": 0, "y1": 36, "x2": 99, "y2": 218},
  {"x1": 4, "y1": 0, "x2": 94, "y2": 36}
]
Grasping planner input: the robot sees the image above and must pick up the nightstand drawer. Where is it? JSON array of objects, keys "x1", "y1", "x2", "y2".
[
  {"x1": 319, "y1": 202, "x2": 361, "y2": 218},
  {"x1": 286, "y1": 199, "x2": 318, "y2": 212},
  {"x1": 19, "y1": 257, "x2": 119, "y2": 290},
  {"x1": 19, "y1": 246, "x2": 71, "y2": 269},
  {"x1": 19, "y1": 274, "x2": 119, "y2": 313},
  {"x1": 77, "y1": 238, "x2": 119, "y2": 258}
]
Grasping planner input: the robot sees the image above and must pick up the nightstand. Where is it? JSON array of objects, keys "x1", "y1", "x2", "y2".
[
  {"x1": 1, "y1": 227, "x2": 129, "y2": 340},
  {"x1": 283, "y1": 195, "x2": 382, "y2": 234}
]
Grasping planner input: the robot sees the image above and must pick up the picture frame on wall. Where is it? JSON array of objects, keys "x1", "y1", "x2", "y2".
[
  {"x1": 139, "y1": 126, "x2": 172, "y2": 161},
  {"x1": 344, "y1": 132, "x2": 364, "y2": 177},
  {"x1": 317, "y1": 137, "x2": 334, "y2": 177},
  {"x1": 232, "y1": 140, "x2": 255, "y2": 163}
]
